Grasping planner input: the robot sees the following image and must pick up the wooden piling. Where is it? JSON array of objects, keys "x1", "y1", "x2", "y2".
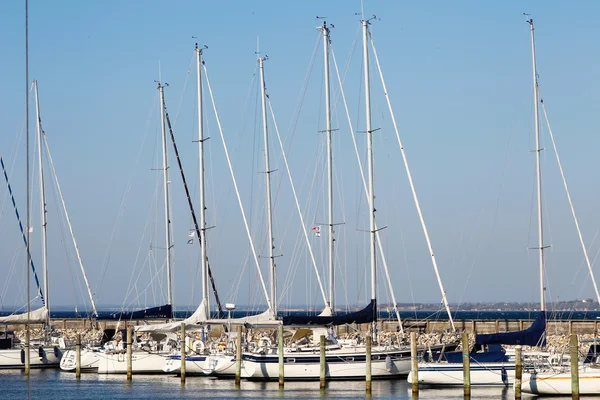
[
  {"x1": 514, "y1": 345, "x2": 522, "y2": 399},
  {"x1": 411, "y1": 331, "x2": 418, "y2": 395},
  {"x1": 570, "y1": 333, "x2": 579, "y2": 398},
  {"x1": 278, "y1": 324, "x2": 284, "y2": 387},
  {"x1": 462, "y1": 332, "x2": 470, "y2": 397},
  {"x1": 126, "y1": 327, "x2": 132, "y2": 381},
  {"x1": 76, "y1": 333, "x2": 81, "y2": 379},
  {"x1": 180, "y1": 323, "x2": 186, "y2": 384},
  {"x1": 235, "y1": 325, "x2": 242, "y2": 386},
  {"x1": 319, "y1": 335, "x2": 326, "y2": 389},
  {"x1": 366, "y1": 335, "x2": 372, "y2": 393},
  {"x1": 24, "y1": 327, "x2": 30, "y2": 375}
]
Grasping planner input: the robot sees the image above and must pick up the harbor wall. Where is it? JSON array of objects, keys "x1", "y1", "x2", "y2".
[{"x1": 3, "y1": 318, "x2": 598, "y2": 335}]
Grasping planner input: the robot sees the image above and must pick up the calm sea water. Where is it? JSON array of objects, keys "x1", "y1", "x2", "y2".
[{"x1": 0, "y1": 369, "x2": 591, "y2": 400}]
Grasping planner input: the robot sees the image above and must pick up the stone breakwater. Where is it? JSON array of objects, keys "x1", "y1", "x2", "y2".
[{"x1": 10, "y1": 320, "x2": 599, "y2": 356}]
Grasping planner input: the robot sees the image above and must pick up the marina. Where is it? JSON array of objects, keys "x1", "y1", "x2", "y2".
[{"x1": 2, "y1": 0, "x2": 600, "y2": 398}]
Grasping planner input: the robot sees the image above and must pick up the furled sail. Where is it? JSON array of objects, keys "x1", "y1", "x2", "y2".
[
  {"x1": 135, "y1": 299, "x2": 209, "y2": 333},
  {"x1": 0, "y1": 306, "x2": 48, "y2": 324},
  {"x1": 282, "y1": 300, "x2": 375, "y2": 326},
  {"x1": 97, "y1": 304, "x2": 172, "y2": 321},
  {"x1": 475, "y1": 311, "x2": 546, "y2": 347}
]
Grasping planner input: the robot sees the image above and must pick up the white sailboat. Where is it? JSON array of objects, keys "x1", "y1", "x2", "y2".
[
  {"x1": 407, "y1": 17, "x2": 567, "y2": 388},
  {"x1": 94, "y1": 82, "x2": 179, "y2": 375},
  {"x1": 0, "y1": 80, "x2": 99, "y2": 368},
  {"x1": 240, "y1": 17, "x2": 426, "y2": 381},
  {"x1": 519, "y1": 17, "x2": 600, "y2": 395}
]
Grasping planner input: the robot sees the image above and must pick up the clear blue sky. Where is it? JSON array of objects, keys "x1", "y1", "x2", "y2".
[{"x1": 1, "y1": 1, "x2": 600, "y2": 314}]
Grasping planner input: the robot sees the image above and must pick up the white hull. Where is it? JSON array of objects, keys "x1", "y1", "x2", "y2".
[
  {"x1": 522, "y1": 367, "x2": 600, "y2": 395},
  {"x1": 241, "y1": 347, "x2": 411, "y2": 380},
  {"x1": 409, "y1": 362, "x2": 515, "y2": 386},
  {"x1": 60, "y1": 348, "x2": 100, "y2": 372},
  {"x1": 164, "y1": 353, "x2": 237, "y2": 377},
  {"x1": 0, "y1": 346, "x2": 62, "y2": 369},
  {"x1": 97, "y1": 351, "x2": 173, "y2": 374}
]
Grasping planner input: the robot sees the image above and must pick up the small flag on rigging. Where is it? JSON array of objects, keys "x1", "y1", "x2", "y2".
[{"x1": 312, "y1": 226, "x2": 321, "y2": 237}]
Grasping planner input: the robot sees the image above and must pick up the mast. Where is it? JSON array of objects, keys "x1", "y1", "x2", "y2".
[
  {"x1": 25, "y1": 0, "x2": 30, "y2": 375},
  {"x1": 258, "y1": 56, "x2": 277, "y2": 316},
  {"x1": 528, "y1": 19, "x2": 546, "y2": 312},
  {"x1": 34, "y1": 80, "x2": 50, "y2": 329},
  {"x1": 196, "y1": 44, "x2": 210, "y2": 318},
  {"x1": 158, "y1": 82, "x2": 174, "y2": 311},
  {"x1": 320, "y1": 21, "x2": 335, "y2": 313},
  {"x1": 362, "y1": 18, "x2": 377, "y2": 339}
]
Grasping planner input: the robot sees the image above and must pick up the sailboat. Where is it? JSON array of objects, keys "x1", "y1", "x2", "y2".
[
  {"x1": 408, "y1": 17, "x2": 556, "y2": 388},
  {"x1": 239, "y1": 18, "x2": 442, "y2": 381},
  {"x1": 92, "y1": 82, "x2": 183, "y2": 375},
  {"x1": 64, "y1": 81, "x2": 184, "y2": 375},
  {"x1": 162, "y1": 42, "x2": 283, "y2": 378},
  {"x1": 519, "y1": 18, "x2": 600, "y2": 395},
  {"x1": 0, "y1": 80, "x2": 98, "y2": 368}
]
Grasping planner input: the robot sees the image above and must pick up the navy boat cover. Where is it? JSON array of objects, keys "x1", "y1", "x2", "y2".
[
  {"x1": 282, "y1": 299, "x2": 376, "y2": 326},
  {"x1": 475, "y1": 311, "x2": 546, "y2": 347},
  {"x1": 97, "y1": 304, "x2": 173, "y2": 320}
]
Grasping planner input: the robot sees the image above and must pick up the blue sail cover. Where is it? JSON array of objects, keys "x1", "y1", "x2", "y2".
[
  {"x1": 282, "y1": 300, "x2": 376, "y2": 326},
  {"x1": 475, "y1": 311, "x2": 546, "y2": 347},
  {"x1": 97, "y1": 304, "x2": 173, "y2": 320}
]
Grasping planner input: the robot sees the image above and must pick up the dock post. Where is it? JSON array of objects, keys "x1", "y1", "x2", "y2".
[
  {"x1": 411, "y1": 331, "x2": 418, "y2": 395},
  {"x1": 320, "y1": 335, "x2": 326, "y2": 389},
  {"x1": 76, "y1": 333, "x2": 82, "y2": 379},
  {"x1": 24, "y1": 327, "x2": 30, "y2": 375},
  {"x1": 570, "y1": 333, "x2": 579, "y2": 398},
  {"x1": 235, "y1": 325, "x2": 242, "y2": 386},
  {"x1": 462, "y1": 331, "x2": 470, "y2": 397},
  {"x1": 126, "y1": 327, "x2": 132, "y2": 381},
  {"x1": 366, "y1": 335, "x2": 372, "y2": 393},
  {"x1": 514, "y1": 345, "x2": 522, "y2": 399},
  {"x1": 278, "y1": 324, "x2": 284, "y2": 387},
  {"x1": 180, "y1": 323, "x2": 186, "y2": 384}
]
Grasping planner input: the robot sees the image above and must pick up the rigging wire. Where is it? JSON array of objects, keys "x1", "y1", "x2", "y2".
[
  {"x1": 541, "y1": 98, "x2": 600, "y2": 304},
  {"x1": 203, "y1": 63, "x2": 273, "y2": 312}
]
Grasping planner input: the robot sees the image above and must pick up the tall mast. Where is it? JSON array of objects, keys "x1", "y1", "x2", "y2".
[
  {"x1": 258, "y1": 56, "x2": 277, "y2": 316},
  {"x1": 528, "y1": 19, "x2": 545, "y2": 312},
  {"x1": 362, "y1": 18, "x2": 377, "y2": 339},
  {"x1": 196, "y1": 44, "x2": 210, "y2": 318},
  {"x1": 25, "y1": 0, "x2": 31, "y2": 375},
  {"x1": 320, "y1": 21, "x2": 335, "y2": 313},
  {"x1": 158, "y1": 82, "x2": 174, "y2": 311},
  {"x1": 34, "y1": 80, "x2": 50, "y2": 329}
]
